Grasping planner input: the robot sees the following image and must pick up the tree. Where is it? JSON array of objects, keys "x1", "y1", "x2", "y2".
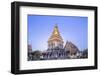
[
  {"x1": 82, "y1": 49, "x2": 88, "y2": 58},
  {"x1": 31, "y1": 50, "x2": 42, "y2": 60}
]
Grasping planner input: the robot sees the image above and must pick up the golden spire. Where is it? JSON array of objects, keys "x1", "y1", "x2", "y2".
[
  {"x1": 53, "y1": 25, "x2": 59, "y2": 35},
  {"x1": 48, "y1": 24, "x2": 63, "y2": 43}
]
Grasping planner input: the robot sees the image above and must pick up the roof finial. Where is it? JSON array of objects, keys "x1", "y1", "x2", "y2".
[{"x1": 55, "y1": 23, "x2": 58, "y2": 28}]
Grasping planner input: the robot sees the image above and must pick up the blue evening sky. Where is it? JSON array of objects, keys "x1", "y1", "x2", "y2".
[{"x1": 28, "y1": 15, "x2": 88, "y2": 51}]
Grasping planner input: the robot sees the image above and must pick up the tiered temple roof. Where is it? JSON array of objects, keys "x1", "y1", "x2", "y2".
[{"x1": 48, "y1": 25, "x2": 63, "y2": 43}]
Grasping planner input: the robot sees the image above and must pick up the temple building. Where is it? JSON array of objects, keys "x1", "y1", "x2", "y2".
[
  {"x1": 42, "y1": 25, "x2": 68, "y2": 59},
  {"x1": 64, "y1": 41, "x2": 79, "y2": 55},
  {"x1": 28, "y1": 44, "x2": 33, "y2": 61}
]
